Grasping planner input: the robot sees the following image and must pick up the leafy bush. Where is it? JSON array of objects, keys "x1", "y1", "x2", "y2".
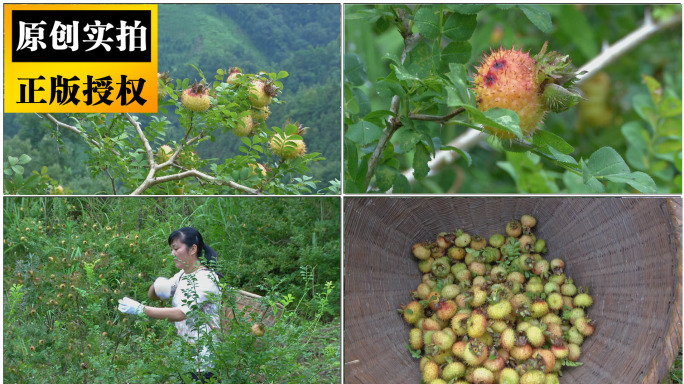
[{"x1": 3, "y1": 197, "x2": 340, "y2": 383}]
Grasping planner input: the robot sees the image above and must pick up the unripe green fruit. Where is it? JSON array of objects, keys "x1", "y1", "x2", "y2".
[
  {"x1": 412, "y1": 242, "x2": 431, "y2": 260},
  {"x1": 409, "y1": 328, "x2": 423, "y2": 350},
  {"x1": 454, "y1": 232, "x2": 471, "y2": 247},
  {"x1": 472, "y1": 367, "x2": 495, "y2": 384},
  {"x1": 249, "y1": 79, "x2": 277, "y2": 108},
  {"x1": 500, "y1": 367, "x2": 520, "y2": 384},
  {"x1": 573, "y1": 292, "x2": 594, "y2": 308},
  {"x1": 442, "y1": 361, "x2": 466, "y2": 381},
  {"x1": 520, "y1": 369, "x2": 546, "y2": 384}
]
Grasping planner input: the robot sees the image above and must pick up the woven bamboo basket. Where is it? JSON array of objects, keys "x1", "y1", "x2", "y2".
[
  {"x1": 222, "y1": 289, "x2": 284, "y2": 330},
  {"x1": 344, "y1": 197, "x2": 682, "y2": 384}
]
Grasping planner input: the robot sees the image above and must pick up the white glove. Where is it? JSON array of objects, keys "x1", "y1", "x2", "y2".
[
  {"x1": 154, "y1": 277, "x2": 172, "y2": 300},
  {"x1": 118, "y1": 297, "x2": 145, "y2": 316}
]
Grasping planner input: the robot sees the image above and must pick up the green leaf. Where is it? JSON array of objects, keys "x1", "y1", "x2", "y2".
[
  {"x1": 345, "y1": 121, "x2": 383, "y2": 146},
  {"x1": 375, "y1": 165, "x2": 397, "y2": 192},
  {"x1": 276, "y1": 71, "x2": 289, "y2": 80},
  {"x1": 518, "y1": 5, "x2": 552, "y2": 33},
  {"x1": 413, "y1": 143, "x2": 431, "y2": 180},
  {"x1": 443, "y1": 12, "x2": 477, "y2": 41},
  {"x1": 344, "y1": 84, "x2": 360, "y2": 115},
  {"x1": 633, "y1": 93, "x2": 657, "y2": 129},
  {"x1": 11, "y1": 165, "x2": 24, "y2": 175},
  {"x1": 241, "y1": 137, "x2": 252, "y2": 147},
  {"x1": 405, "y1": 41, "x2": 433, "y2": 79},
  {"x1": 18, "y1": 154, "x2": 32, "y2": 165},
  {"x1": 446, "y1": 63, "x2": 472, "y2": 106},
  {"x1": 392, "y1": 127, "x2": 423, "y2": 154},
  {"x1": 659, "y1": 95, "x2": 682, "y2": 117},
  {"x1": 481, "y1": 108, "x2": 523, "y2": 139},
  {"x1": 604, "y1": 172, "x2": 657, "y2": 193},
  {"x1": 345, "y1": 53, "x2": 367, "y2": 86},
  {"x1": 580, "y1": 159, "x2": 605, "y2": 192},
  {"x1": 547, "y1": 146, "x2": 578, "y2": 165},
  {"x1": 363, "y1": 110, "x2": 395, "y2": 128},
  {"x1": 555, "y1": 5, "x2": 597, "y2": 59},
  {"x1": 442, "y1": 41, "x2": 472, "y2": 65},
  {"x1": 392, "y1": 64, "x2": 421, "y2": 82},
  {"x1": 585, "y1": 147, "x2": 629, "y2": 176},
  {"x1": 8, "y1": 156, "x2": 18, "y2": 166},
  {"x1": 532, "y1": 130, "x2": 574, "y2": 154},
  {"x1": 622, "y1": 121, "x2": 649, "y2": 170},
  {"x1": 375, "y1": 72, "x2": 406, "y2": 99},
  {"x1": 352, "y1": 87, "x2": 371, "y2": 118},
  {"x1": 496, "y1": 5, "x2": 515, "y2": 10},
  {"x1": 392, "y1": 174, "x2": 411, "y2": 193},
  {"x1": 414, "y1": 6, "x2": 440, "y2": 40},
  {"x1": 447, "y1": 4, "x2": 488, "y2": 14},
  {"x1": 642, "y1": 74, "x2": 663, "y2": 106},
  {"x1": 440, "y1": 145, "x2": 472, "y2": 166}
]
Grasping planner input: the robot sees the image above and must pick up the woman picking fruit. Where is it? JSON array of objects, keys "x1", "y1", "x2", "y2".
[{"x1": 117, "y1": 227, "x2": 222, "y2": 383}]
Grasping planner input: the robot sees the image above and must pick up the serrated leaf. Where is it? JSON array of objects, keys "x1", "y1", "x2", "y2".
[
  {"x1": 352, "y1": 87, "x2": 371, "y2": 118},
  {"x1": 392, "y1": 64, "x2": 421, "y2": 82},
  {"x1": 344, "y1": 84, "x2": 360, "y2": 115},
  {"x1": 11, "y1": 165, "x2": 24, "y2": 175},
  {"x1": 585, "y1": 147, "x2": 630, "y2": 176},
  {"x1": 519, "y1": 5, "x2": 552, "y2": 33},
  {"x1": 413, "y1": 143, "x2": 431, "y2": 180},
  {"x1": 440, "y1": 145, "x2": 472, "y2": 166},
  {"x1": 393, "y1": 174, "x2": 411, "y2": 193},
  {"x1": 8, "y1": 156, "x2": 18, "y2": 166},
  {"x1": 641, "y1": 74, "x2": 663, "y2": 106},
  {"x1": 443, "y1": 12, "x2": 477, "y2": 41},
  {"x1": 363, "y1": 110, "x2": 395, "y2": 128},
  {"x1": 442, "y1": 41, "x2": 472, "y2": 65},
  {"x1": 547, "y1": 146, "x2": 578, "y2": 165},
  {"x1": 375, "y1": 165, "x2": 397, "y2": 192},
  {"x1": 532, "y1": 130, "x2": 574, "y2": 154},
  {"x1": 345, "y1": 121, "x2": 383, "y2": 146},
  {"x1": 241, "y1": 137, "x2": 252, "y2": 147},
  {"x1": 18, "y1": 154, "x2": 31, "y2": 165},
  {"x1": 604, "y1": 172, "x2": 657, "y2": 193},
  {"x1": 345, "y1": 53, "x2": 367, "y2": 86},
  {"x1": 405, "y1": 41, "x2": 433, "y2": 79},
  {"x1": 446, "y1": 63, "x2": 472, "y2": 106},
  {"x1": 392, "y1": 127, "x2": 422, "y2": 154},
  {"x1": 414, "y1": 6, "x2": 440, "y2": 40},
  {"x1": 375, "y1": 72, "x2": 406, "y2": 99}
]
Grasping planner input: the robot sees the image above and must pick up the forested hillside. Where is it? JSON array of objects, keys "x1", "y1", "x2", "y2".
[{"x1": 4, "y1": 4, "x2": 341, "y2": 194}]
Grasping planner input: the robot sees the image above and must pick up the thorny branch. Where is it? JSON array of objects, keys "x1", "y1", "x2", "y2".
[
  {"x1": 41, "y1": 113, "x2": 258, "y2": 195},
  {"x1": 397, "y1": 9, "x2": 682, "y2": 187}
]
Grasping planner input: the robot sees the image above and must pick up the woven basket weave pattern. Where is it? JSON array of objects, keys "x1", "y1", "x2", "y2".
[{"x1": 344, "y1": 198, "x2": 682, "y2": 384}]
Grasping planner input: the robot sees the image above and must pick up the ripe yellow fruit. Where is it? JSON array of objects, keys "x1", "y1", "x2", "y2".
[
  {"x1": 181, "y1": 81, "x2": 211, "y2": 112},
  {"x1": 157, "y1": 145, "x2": 173, "y2": 165}
]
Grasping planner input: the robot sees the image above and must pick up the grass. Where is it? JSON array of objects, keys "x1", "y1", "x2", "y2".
[{"x1": 663, "y1": 347, "x2": 683, "y2": 384}]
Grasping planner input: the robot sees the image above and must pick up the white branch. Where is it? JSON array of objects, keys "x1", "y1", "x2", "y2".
[{"x1": 130, "y1": 169, "x2": 260, "y2": 195}]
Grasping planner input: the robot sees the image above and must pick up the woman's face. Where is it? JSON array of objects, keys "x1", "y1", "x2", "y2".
[{"x1": 170, "y1": 238, "x2": 198, "y2": 272}]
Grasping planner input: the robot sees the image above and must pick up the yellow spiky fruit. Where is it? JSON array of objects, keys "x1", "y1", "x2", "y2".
[
  {"x1": 181, "y1": 81, "x2": 211, "y2": 112},
  {"x1": 226, "y1": 67, "x2": 242, "y2": 85},
  {"x1": 473, "y1": 48, "x2": 545, "y2": 138},
  {"x1": 270, "y1": 133, "x2": 306, "y2": 160},
  {"x1": 233, "y1": 114, "x2": 255, "y2": 137}
]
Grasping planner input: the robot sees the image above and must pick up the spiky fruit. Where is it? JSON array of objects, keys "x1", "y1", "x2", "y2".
[
  {"x1": 473, "y1": 48, "x2": 545, "y2": 138},
  {"x1": 574, "y1": 317, "x2": 595, "y2": 336},
  {"x1": 443, "y1": 361, "x2": 466, "y2": 381},
  {"x1": 51, "y1": 185, "x2": 65, "y2": 195},
  {"x1": 526, "y1": 325, "x2": 545, "y2": 347},
  {"x1": 412, "y1": 242, "x2": 431, "y2": 260},
  {"x1": 402, "y1": 301, "x2": 424, "y2": 325},
  {"x1": 573, "y1": 291, "x2": 594, "y2": 308},
  {"x1": 520, "y1": 369, "x2": 546, "y2": 384},
  {"x1": 473, "y1": 43, "x2": 581, "y2": 139},
  {"x1": 506, "y1": 220, "x2": 523, "y2": 237},
  {"x1": 488, "y1": 299, "x2": 512, "y2": 320},
  {"x1": 448, "y1": 246, "x2": 466, "y2": 260},
  {"x1": 472, "y1": 367, "x2": 495, "y2": 384},
  {"x1": 463, "y1": 340, "x2": 488, "y2": 366},
  {"x1": 233, "y1": 114, "x2": 255, "y2": 137},
  {"x1": 409, "y1": 328, "x2": 424, "y2": 350},
  {"x1": 534, "y1": 349, "x2": 556, "y2": 373},
  {"x1": 249, "y1": 78, "x2": 279, "y2": 108},
  {"x1": 500, "y1": 367, "x2": 520, "y2": 384},
  {"x1": 567, "y1": 343, "x2": 581, "y2": 361},
  {"x1": 253, "y1": 106, "x2": 270, "y2": 121},
  {"x1": 157, "y1": 71, "x2": 171, "y2": 100},
  {"x1": 157, "y1": 144, "x2": 173, "y2": 165},
  {"x1": 432, "y1": 329, "x2": 455, "y2": 351},
  {"x1": 251, "y1": 323, "x2": 265, "y2": 336},
  {"x1": 422, "y1": 360, "x2": 440, "y2": 382},
  {"x1": 435, "y1": 300, "x2": 458, "y2": 321},
  {"x1": 270, "y1": 123, "x2": 307, "y2": 160},
  {"x1": 544, "y1": 373, "x2": 560, "y2": 384},
  {"x1": 181, "y1": 81, "x2": 211, "y2": 112},
  {"x1": 226, "y1": 67, "x2": 242, "y2": 84}
]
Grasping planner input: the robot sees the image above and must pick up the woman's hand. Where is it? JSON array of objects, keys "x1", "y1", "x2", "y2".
[{"x1": 118, "y1": 297, "x2": 145, "y2": 315}]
